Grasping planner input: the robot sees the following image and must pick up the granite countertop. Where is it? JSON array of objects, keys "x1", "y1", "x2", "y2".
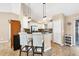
[{"x1": 24, "y1": 29, "x2": 52, "y2": 33}]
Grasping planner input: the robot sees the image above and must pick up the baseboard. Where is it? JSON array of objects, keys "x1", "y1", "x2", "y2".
[
  {"x1": 52, "y1": 42, "x2": 64, "y2": 46},
  {"x1": 0, "y1": 40, "x2": 8, "y2": 43},
  {"x1": 44, "y1": 47, "x2": 51, "y2": 52}
]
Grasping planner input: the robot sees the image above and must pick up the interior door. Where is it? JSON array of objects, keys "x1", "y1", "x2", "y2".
[
  {"x1": 10, "y1": 20, "x2": 21, "y2": 48},
  {"x1": 76, "y1": 20, "x2": 79, "y2": 45}
]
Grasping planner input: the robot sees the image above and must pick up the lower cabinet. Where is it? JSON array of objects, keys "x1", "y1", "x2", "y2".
[{"x1": 44, "y1": 33, "x2": 52, "y2": 51}]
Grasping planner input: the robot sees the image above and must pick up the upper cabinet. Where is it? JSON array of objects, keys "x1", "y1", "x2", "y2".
[{"x1": 48, "y1": 22, "x2": 53, "y2": 29}]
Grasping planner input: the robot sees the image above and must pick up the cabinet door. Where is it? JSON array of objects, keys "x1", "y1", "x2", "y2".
[
  {"x1": 53, "y1": 20, "x2": 62, "y2": 45},
  {"x1": 10, "y1": 20, "x2": 21, "y2": 48}
]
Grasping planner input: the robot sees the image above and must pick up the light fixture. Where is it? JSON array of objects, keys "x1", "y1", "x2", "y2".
[
  {"x1": 42, "y1": 3, "x2": 48, "y2": 24},
  {"x1": 28, "y1": 3, "x2": 31, "y2": 22},
  {"x1": 21, "y1": 16, "x2": 28, "y2": 32},
  {"x1": 43, "y1": 3, "x2": 47, "y2": 20}
]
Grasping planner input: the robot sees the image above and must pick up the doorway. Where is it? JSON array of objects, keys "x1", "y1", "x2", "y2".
[
  {"x1": 10, "y1": 20, "x2": 21, "y2": 48},
  {"x1": 75, "y1": 20, "x2": 79, "y2": 45}
]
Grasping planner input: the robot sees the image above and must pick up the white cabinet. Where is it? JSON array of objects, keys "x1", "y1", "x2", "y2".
[
  {"x1": 48, "y1": 22, "x2": 52, "y2": 29},
  {"x1": 44, "y1": 33, "x2": 52, "y2": 51}
]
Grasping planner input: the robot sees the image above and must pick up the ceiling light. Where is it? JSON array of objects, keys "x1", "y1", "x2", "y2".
[
  {"x1": 43, "y1": 3, "x2": 47, "y2": 20},
  {"x1": 28, "y1": 17, "x2": 31, "y2": 21},
  {"x1": 28, "y1": 3, "x2": 31, "y2": 21}
]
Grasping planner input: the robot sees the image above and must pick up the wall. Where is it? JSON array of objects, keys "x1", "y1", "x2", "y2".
[
  {"x1": 0, "y1": 3, "x2": 21, "y2": 15},
  {"x1": 65, "y1": 13, "x2": 79, "y2": 45},
  {"x1": 0, "y1": 3, "x2": 21, "y2": 43},
  {"x1": 0, "y1": 3, "x2": 12, "y2": 13},
  {"x1": 0, "y1": 12, "x2": 19, "y2": 43},
  {"x1": 51, "y1": 13, "x2": 79, "y2": 46},
  {"x1": 52, "y1": 13, "x2": 65, "y2": 45},
  {"x1": 11, "y1": 3, "x2": 21, "y2": 15}
]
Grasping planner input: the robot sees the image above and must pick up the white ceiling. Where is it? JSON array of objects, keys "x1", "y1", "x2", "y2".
[
  {"x1": 26, "y1": 3, "x2": 79, "y2": 20},
  {"x1": 0, "y1": 3, "x2": 21, "y2": 15},
  {"x1": 0, "y1": 3, "x2": 79, "y2": 20}
]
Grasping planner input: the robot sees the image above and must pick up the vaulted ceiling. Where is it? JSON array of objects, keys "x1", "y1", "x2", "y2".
[
  {"x1": 25, "y1": 3, "x2": 79, "y2": 20},
  {"x1": 0, "y1": 3, "x2": 79, "y2": 20}
]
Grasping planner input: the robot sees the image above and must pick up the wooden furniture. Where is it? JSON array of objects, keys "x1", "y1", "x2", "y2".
[{"x1": 10, "y1": 20, "x2": 21, "y2": 48}]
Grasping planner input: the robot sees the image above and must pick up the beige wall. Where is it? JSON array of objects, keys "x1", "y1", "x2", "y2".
[
  {"x1": 65, "y1": 13, "x2": 79, "y2": 35},
  {"x1": 0, "y1": 12, "x2": 19, "y2": 42},
  {"x1": 65, "y1": 16, "x2": 74, "y2": 35},
  {"x1": 52, "y1": 13, "x2": 79, "y2": 45},
  {"x1": 65, "y1": 13, "x2": 79, "y2": 45}
]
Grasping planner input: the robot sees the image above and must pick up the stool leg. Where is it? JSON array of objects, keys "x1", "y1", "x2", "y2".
[
  {"x1": 19, "y1": 49, "x2": 21, "y2": 56},
  {"x1": 19, "y1": 45, "x2": 21, "y2": 56},
  {"x1": 27, "y1": 51, "x2": 28, "y2": 56},
  {"x1": 25, "y1": 46, "x2": 29, "y2": 56},
  {"x1": 32, "y1": 47, "x2": 34, "y2": 56},
  {"x1": 41, "y1": 47, "x2": 43, "y2": 56}
]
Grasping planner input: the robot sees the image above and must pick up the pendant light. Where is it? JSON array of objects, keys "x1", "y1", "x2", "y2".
[
  {"x1": 43, "y1": 3, "x2": 47, "y2": 20},
  {"x1": 42, "y1": 3, "x2": 48, "y2": 25},
  {"x1": 28, "y1": 3, "x2": 31, "y2": 22}
]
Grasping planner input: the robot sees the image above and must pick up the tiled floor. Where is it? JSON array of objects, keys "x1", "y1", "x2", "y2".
[{"x1": 0, "y1": 42, "x2": 79, "y2": 56}]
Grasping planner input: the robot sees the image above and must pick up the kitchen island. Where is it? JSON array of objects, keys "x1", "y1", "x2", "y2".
[
  {"x1": 43, "y1": 32, "x2": 52, "y2": 51},
  {"x1": 27, "y1": 32, "x2": 52, "y2": 51},
  {"x1": 26, "y1": 28, "x2": 52, "y2": 51}
]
